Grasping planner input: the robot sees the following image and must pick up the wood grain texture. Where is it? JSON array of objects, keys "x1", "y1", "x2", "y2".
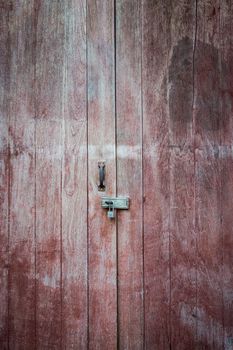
[
  {"x1": 142, "y1": 1, "x2": 171, "y2": 348},
  {"x1": 221, "y1": 152, "x2": 233, "y2": 350},
  {"x1": 0, "y1": 3, "x2": 10, "y2": 349},
  {"x1": 116, "y1": 0, "x2": 144, "y2": 349},
  {"x1": 87, "y1": 0, "x2": 117, "y2": 348},
  {"x1": 0, "y1": 1, "x2": 233, "y2": 349},
  {"x1": 195, "y1": 1, "x2": 223, "y2": 348},
  {"x1": 168, "y1": 2, "x2": 196, "y2": 349},
  {"x1": 8, "y1": 2, "x2": 36, "y2": 349},
  {"x1": 35, "y1": 1, "x2": 64, "y2": 348},
  {"x1": 36, "y1": 121, "x2": 62, "y2": 349},
  {"x1": 220, "y1": 2, "x2": 233, "y2": 349},
  {"x1": 62, "y1": 0, "x2": 87, "y2": 348}
]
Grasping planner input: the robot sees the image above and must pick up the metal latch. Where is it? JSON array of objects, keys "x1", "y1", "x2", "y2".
[{"x1": 101, "y1": 197, "x2": 129, "y2": 219}]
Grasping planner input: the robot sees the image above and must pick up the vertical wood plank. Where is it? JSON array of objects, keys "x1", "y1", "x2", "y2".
[
  {"x1": 36, "y1": 122, "x2": 62, "y2": 349},
  {"x1": 168, "y1": 2, "x2": 196, "y2": 349},
  {"x1": 0, "y1": 4, "x2": 10, "y2": 348},
  {"x1": 62, "y1": 0, "x2": 88, "y2": 348},
  {"x1": 8, "y1": 1, "x2": 36, "y2": 349},
  {"x1": 220, "y1": 2, "x2": 233, "y2": 349},
  {"x1": 142, "y1": 1, "x2": 171, "y2": 348},
  {"x1": 35, "y1": 1, "x2": 64, "y2": 348},
  {"x1": 116, "y1": 1, "x2": 144, "y2": 349},
  {"x1": 221, "y1": 152, "x2": 233, "y2": 350},
  {"x1": 0, "y1": 125, "x2": 8, "y2": 350},
  {"x1": 195, "y1": 1, "x2": 223, "y2": 348},
  {"x1": 87, "y1": 0, "x2": 117, "y2": 348}
]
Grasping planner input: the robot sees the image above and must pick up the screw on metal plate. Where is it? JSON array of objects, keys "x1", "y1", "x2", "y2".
[
  {"x1": 101, "y1": 197, "x2": 129, "y2": 219},
  {"x1": 98, "y1": 161, "x2": 105, "y2": 191}
]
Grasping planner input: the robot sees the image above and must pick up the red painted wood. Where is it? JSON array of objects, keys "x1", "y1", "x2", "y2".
[
  {"x1": 87, "y1": 1, "x2": 117, "y2": 348},
  {"x1": 36, "y1": 122, "x2": 62, "y2": 349},
  {"x1": 220, "y1": 2, "x2": 233, "y2": 348},
  {"x1": 142, "y1": 1, "x2": 171, "y2": 348},
  {"x1": 0, "y1": 2, "x2": 233, "y2": 349},
  {"x1": 195, "y1": 1, "x2": 223, "y2": 348},
  {"x1": 8, "y1": 2, "x2": 36, "y2": 349},
  {"x1": 61, "y1": 0, "x2": 88, "y2": 348},
  {"x1": 221, "y1": 155, "x2": 233, "y2": 350},
  {"x1": 116, "y1": 1, "x2": 144, "y2": 348},
  {"x1": 0, "y1": 4, "x2": 10, "y2": 348},
  {"x1": 0, "y1": 134, "x2": 8, "y2": 348},
  {"x1": 169, "y1": 3, "x2": 197, "y2": 349},
  {"x1": 35, "y1": 1, "x2": 64, "y2": 348}
]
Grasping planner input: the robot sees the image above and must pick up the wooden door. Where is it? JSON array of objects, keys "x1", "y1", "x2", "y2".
[{"x1": 0, "y1": 1, "x2": 233, "y2": 349}]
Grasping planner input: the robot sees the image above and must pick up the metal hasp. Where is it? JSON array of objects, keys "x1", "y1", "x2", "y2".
[{"x1": 101, "y1": 197, "x2": 129, "y2": 219}]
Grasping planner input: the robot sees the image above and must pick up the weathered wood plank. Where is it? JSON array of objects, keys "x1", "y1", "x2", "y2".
[
  {"x1": 0, "y1": 3, "x2": 10, "y2": 348},
  {"x1": 36, "y1": 121, "x2": 62, "y2": 349},
  {"x1": 0, "y1": 108, "x2": 9, "y2": 342},
  {"x1": 220, "y1": 2, "x2": 233, "y2": 348},
  {"x1": 0, "y1": 132, "x2": 8, "y2": 348},
  {"x1": 62, "y1": 0, "x2": 88, "y2": 348},
  {"x1": 168, "y1": 2, "x2": 196, "y2": 349},
  {"x1": 142, "y1": 1, "x2": 171, "y2": 348},
  {"x1": 0, "y1": 0, "x2": 10, "y2": 252},
  {"x1": 35, "y1": 1, "x2": 64, "y2": 348},
  {"x1": 8, "y1": 1, "x2": 36, "y2": 349},
  {"x1": 195, "y1": 1, "x2": 223, "y2": 348},
  {"x1": 220, "y1": 151, "x2": 233, "y2": 350},
  {"x1": 87, "y1": 0, "x2": 117, "y2": 348},
  {"x1": 116, "y1": 1, "x2": 144, "y2": 349},
  {"x1": 0, "y1": 248, "x2": 8, "y2": 350}
]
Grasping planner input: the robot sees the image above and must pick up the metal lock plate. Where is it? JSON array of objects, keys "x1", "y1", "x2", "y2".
[
  {"x1": 101, "y1": 197, "x2": 129, "y2": 219},
  {"x1": 101, "y1": 197, "x2": 129, "y2": 209}
]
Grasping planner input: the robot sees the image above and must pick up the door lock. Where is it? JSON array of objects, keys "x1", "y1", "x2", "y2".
[
  {"x1": 105, "y1": 201, "x2": 115, "y2": 219},
  {"x1": 101, "y1": 197, "x2": 129, "y2": 219}
]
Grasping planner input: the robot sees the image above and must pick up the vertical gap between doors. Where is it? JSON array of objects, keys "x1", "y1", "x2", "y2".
[
  {"x1": 86, "y1": 0, "x2": 90, "y2": 347},
  {"x1": 114, "y1": 0, "x2": 120, "y2": 349}
]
